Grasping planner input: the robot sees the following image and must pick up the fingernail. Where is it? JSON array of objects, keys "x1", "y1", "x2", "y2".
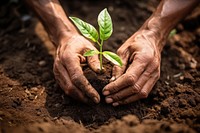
[
  {"x1": 93, "y1": 97, "x2": 99, "y2": 104},
  {"x1": 103, "y1": 90, "x2": 110, "y2": 96},
  {"x1": 96, "y1": 66, "x2": 101, "y2": 73},
  {"x1": 110, "y1": 76, "x2": 116, "y2": 82},
  {"x1": 112, "y1": 102, "x2": 119, "y2": 106},
  {"x1": 105, "y1": 97, "x2": 113, "y2": 103}
]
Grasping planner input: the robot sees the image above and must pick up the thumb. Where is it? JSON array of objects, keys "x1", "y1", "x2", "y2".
[
  {"x1": 110, "y1": 52, "x2": 129, "y2": 82},
  {"x1": 87, "y1": 54, "x2": 103, "y2": 73},
  {"x1": 110, "y1": 63, "x2": 127, "y2": 82}
]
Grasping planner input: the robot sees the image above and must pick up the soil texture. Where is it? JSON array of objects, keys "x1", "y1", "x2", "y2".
[{"x1": 0, "y1": 0, "x2": 199, "y2": 133}]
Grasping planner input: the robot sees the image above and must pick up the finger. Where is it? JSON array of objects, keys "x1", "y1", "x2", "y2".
[
  {"x1": 110, "y1": 49, "x2": 130, "y2": 81},
  {"x1": 105, "y1": 85, "x2": 139, "y2": 104},
  {"x1": 112, "y1": 73, "x2": 159, "y2": 106},
  {"x1": 87, "y1": 54, "x2": 102, "y2": 73},
  {"x1": 84, "y1": 46, "x2": 103, "y2": 73},
  {"x1": 53, "y1": 59, "x2": 89, "y2": 103},
  {"x1": 105, "y1": 68, "x2": 157, "y2": 103},
  {"x1": 61, "y1": 54, "x2": 100, "y2": 103},
  {"x1": 103, "y1": 55, "x2": 149, "y2": 96},
  {"x1": 126, "y1": 53, "x2": 152, "y2": 74}
]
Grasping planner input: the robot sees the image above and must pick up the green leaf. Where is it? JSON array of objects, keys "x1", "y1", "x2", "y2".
[
  {"x1": 169, "y1": 29, "x2": 177, "y2": 38},
  {"x1": 98, "y1": 8, "x2": 113, "y2": 41},
  {"x1": 84, "y1": 50, "x2": 99, "y2": 56},
  {"x1": 103, "y1": 51, "x2": 122, "y2": 66},
  {"x1": 69, "y1": 17, "x2": 99, "y2": 42}
]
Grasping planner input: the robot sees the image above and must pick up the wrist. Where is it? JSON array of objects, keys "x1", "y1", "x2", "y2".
[
  {"x1": 56, "y1": 31, "x2": 81, "y2": 48},
  {"x1": 45, "y1": 18, "x2": 79, "y2": 48},
  {"x1": 135, "y1": 0, "x2": 199, "y2": 52},
  {"x1": 138, "y1": 16, "x2": 167, "y2": 52},
  {"x1": 129, "y1": 19, "x2": 166, "y2": 53},
  {"x1": 25, "y1": 0, "x2": 80, "y2": 48}
]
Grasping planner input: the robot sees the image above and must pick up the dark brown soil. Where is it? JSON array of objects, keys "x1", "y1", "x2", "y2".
[{"x1": 0, "y1": 0, "x2": 199, "y2": 133}]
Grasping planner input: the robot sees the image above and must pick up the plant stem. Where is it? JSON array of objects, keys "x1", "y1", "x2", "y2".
[{"x1": 99, "y1": 39, "x2": 103, "y2": 72}]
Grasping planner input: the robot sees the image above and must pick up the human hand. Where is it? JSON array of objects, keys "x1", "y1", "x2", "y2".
[
  {"x1": 53, "y1": 34, "x2": 101, "y2": 104},
  {"x1": 102, "y1": 30, "x2": 162, "y2": 106}
]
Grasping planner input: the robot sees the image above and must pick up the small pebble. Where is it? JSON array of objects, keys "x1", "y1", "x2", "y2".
[
  {"x1": 154, "y1": 105, "x2": 161, "y2": 111},
  {"x1": 41, "y1": 72, "x2": 52, "y2": 82},
  {"x1": 54, "y1": 103, "x2": 61, "y2": 108},
  {"x1": 161, "y1": 101, "x2": 170, "y2": 115},
  {"x1": 28, "y1": 95, "x2": 35, "y2": 101},
  {"x1": 38, "y1": 60, "x2": 46, "y2": 67},
  {"x1": 159, "y1": 92, "x2": 164, "y2": 97},
  {"x1": 179, "y1": 99, "x2": 187, "y2": 107},
  {"x1": 180, "y1": 109, "x2": 196, "y2": 118},
  {"x1": 30, "y1": 87, "x2": 38, "y2": 92},
  {"x1": 0, "y1": 111, "x2": 5, "y2": 116},
  {"x1": 188, "y1": 98, "x2": 196, "y2": 107},
  {"x1": 179, "y1": 76, "x2": 184, "y2": 80},
  {"x1": 122, "y1": 115, "x2": 140, "y2": 126}
]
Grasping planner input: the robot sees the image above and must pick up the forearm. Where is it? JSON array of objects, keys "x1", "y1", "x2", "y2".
[
  {"x1": 138, "y1": 0, "x2": 199, "y2": 51},
  {"x1": 24, "y1": 0, "x2": 78, "y2": 47}
]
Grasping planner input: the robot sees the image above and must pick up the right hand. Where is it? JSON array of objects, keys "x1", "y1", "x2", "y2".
[
  {"x1": 53, "y1": 34, "x2": 101, "y2": 104},
  {"x1": 103, "y1": 30, "x2": 162, "y2": 106}
]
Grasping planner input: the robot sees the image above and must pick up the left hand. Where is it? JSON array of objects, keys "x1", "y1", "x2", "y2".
[
  {"x1": 102, "y1": 30, "x2": 162, "y2": 106},
  {"x1": 53, "y1": 35, "x2": 101, "y2": 104}
]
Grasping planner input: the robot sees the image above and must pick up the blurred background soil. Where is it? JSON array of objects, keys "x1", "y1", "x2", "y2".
[{"x1": 0, "y1": 0, "x2": 199, "y2": 133}]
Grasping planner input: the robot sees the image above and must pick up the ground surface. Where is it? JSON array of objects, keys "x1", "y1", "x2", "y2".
[{"x1": 0, "y1": 0, "x2": 199, "y2": 133}]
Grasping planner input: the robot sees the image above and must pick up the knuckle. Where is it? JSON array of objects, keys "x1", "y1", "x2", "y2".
[
  {"x1": 144, "y1": 54, "x2": 154, "y2": 62},
  {"x1": 126, "y1": 74, "x2": 137, "y2": 85},
  {"x1": 117, "y1": 49, "x2": 123, "y2": 56},
  {"x1": 109, "y1": 82, "x2": 118, "y2": 93},
  {"x1": 143, "y1": 71, "x2": 151, "y2": 78},
  {"x1": 139, "y1": 91, "x2": 148, "y2": 98},
  {"x1": 154, "y1": 58, "x2": 160, "y2": 65},
  {"x1": 71, "y1": 73, "x2": 81, "y2": 84},
  {"x1": 151, "y1": 59, "x2": 160, "y2": 70},
  {"x1": 144, "y1": 61, "x2": 160, "y2": 76},
  {"x1": 60, "y1": 52, "x2": 69, "y2": 62},
  {"x1": 113, "y1": 94, "x2": 122, "y2": 101},
  {"x1": 133, "y1": 84, "x2": 141, "y2": 93},
  {"x1": 86, "y1": 84, "x2": 95, "y2": 94},
  {"x1": 134, "y1": 54, "x2": 152, "y2": 64},
  {"x1": 153, "y1": 69, "x2": 160, "y2": 80},
  {"x1": 140, "y1": 48, "x2": 155, "y2": 62}
]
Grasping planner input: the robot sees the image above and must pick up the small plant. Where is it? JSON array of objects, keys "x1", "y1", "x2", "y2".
[{"x1": 69, "y1": 8, "x2": 122, "y2": 72}]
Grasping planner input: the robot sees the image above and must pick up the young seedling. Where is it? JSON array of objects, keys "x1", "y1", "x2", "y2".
[{"x1": 69, "y1": 8, "x2": 122, "y2": 72}]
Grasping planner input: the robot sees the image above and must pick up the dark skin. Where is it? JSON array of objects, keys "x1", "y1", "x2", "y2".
[{"x1": 25, "y1": 0, "x2": 199, "y2": 106}]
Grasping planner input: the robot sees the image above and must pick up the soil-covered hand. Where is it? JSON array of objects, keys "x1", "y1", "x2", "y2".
[
  {"x1": 101, "y1": 0, "x2": 199, "y2": 107},
  {"x1": 103, "y1": 30, "x2": 162, "y2": 106},
  {"x1": 53, "y1": 35, "x2": 101, "y2": 104}
]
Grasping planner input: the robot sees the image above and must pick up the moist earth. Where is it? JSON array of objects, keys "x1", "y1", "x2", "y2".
[{"x1": 0, "y1": 0, "x2": 199, "y2": 133}]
